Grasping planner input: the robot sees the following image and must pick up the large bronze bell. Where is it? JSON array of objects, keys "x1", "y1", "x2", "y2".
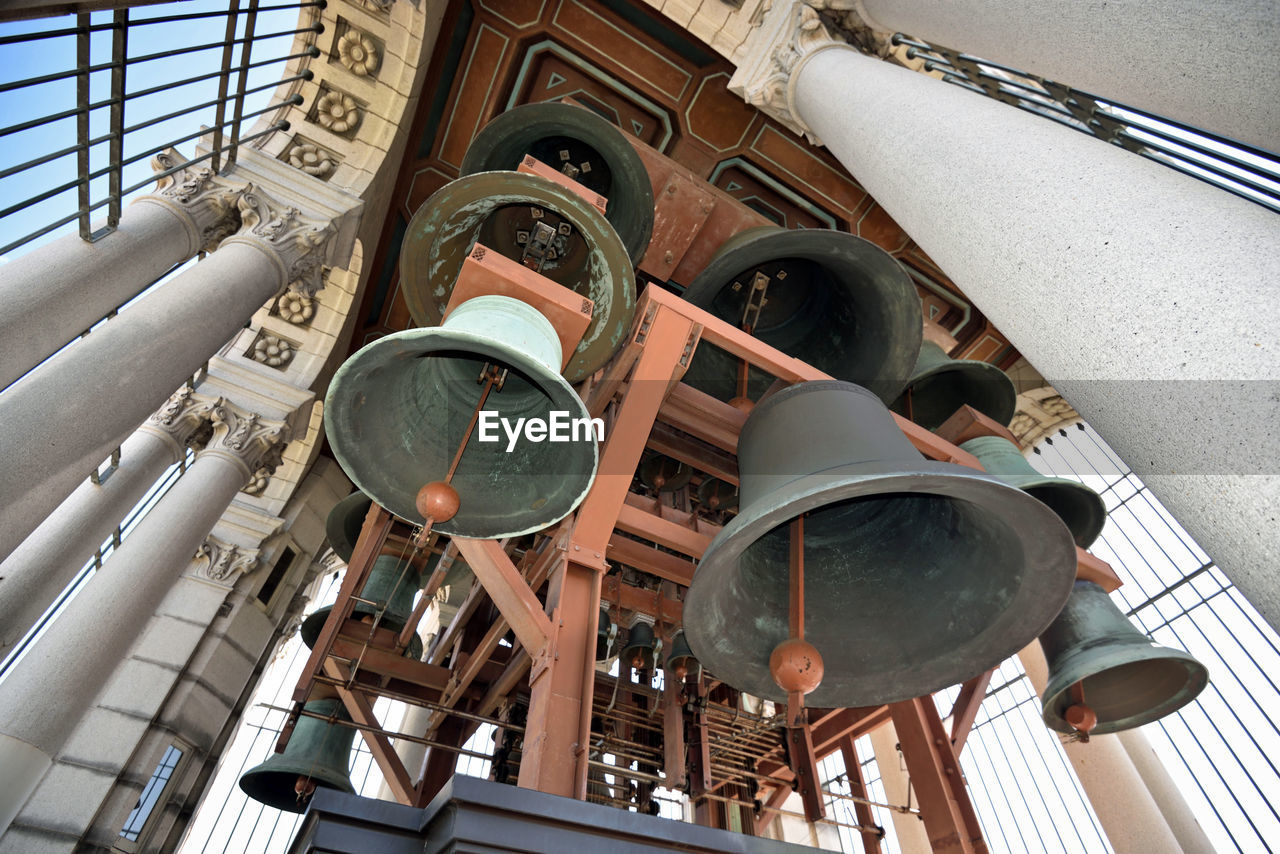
[
  {"x1": 460, "y1": 101, "x2": 654, "y2": 263},
  {"x1": 666, "y1": 630, "x2": 699, "y2": 680},
  {"x1": 961, "y1": 436, "x2": 1106, "y2": 548},
  {"x1": 683, "y1": 380, "x2": 1078, "y2": 707},
  {"x1": 1040, "y1": 581, "x2": 1208, "y2": 735},
  {"x1": 325, "y1": 295, "x2": 598, "y2": 539},
  {"x1": 622, "y1": 621, "x2": 657, "y2": 671},
  {"x1": 889, "y1": 341, "x2": 1017, "y2": 430},
  {"x1": 238, "y1": 698, "x2": 356, "y2": 812},
  {"x1": 680, "y1": 227, "x2": 922, "y2": 403},
  {"x1": 399, "y1": 171, "x2": 635, "y2": 383}
]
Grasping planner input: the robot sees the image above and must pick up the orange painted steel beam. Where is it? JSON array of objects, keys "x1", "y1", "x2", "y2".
[
  {"x1": 615, "y1": 500, "x2": 713, "y2": 559},
  {"x1": 606, "y1": 534, "x2": 696, "y2": 586},
  {"x1": 659, "y1": 382, "x2": 747, "y2": 457},
  {"x1": 662, "y1": 672, "x2": 687, "y2": 790},
  {"x1": 646, "y1": 420, "x2": 739, "y2": 484},
  {"x1": 325, "y1": 658, "x2": 416, "y2": 804},
  {"x1": 839, "y1": 734, "x2": 885, "y2": 854},
  {"x1": 516, "y1": 153, "x2": 609, "y2": 216},
  {"x1": 948, "y1": 668, "x2": 995, "y2": 755},
  {"x1": 1078, "y1": 549, "x2": 1122, "y2": 591},
  {"x1": 601, "y1": 574, "x2": 684, "y2": 625},
  {"x1": 453, "y1": 537, "x2": 553, "y2": 656},
  {"x1": 785, "y1": 713, "x2": 826, "y2": 822},
  {"x1": 889, "y1": 697, "x2": 988, "y2": 854}
]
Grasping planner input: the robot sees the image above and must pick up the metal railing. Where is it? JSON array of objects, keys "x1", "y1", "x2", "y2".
[
  {"x1": 892, "y1": 35, "x2": 1280, "y2": 214},
  {"x1": 0, "y1": 1, "x2": 323, "y2": 256}
]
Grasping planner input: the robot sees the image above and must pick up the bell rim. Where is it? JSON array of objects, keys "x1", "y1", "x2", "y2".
[
  {"x1": 238, "y1": 698, "x2": 356, "y2": 812},
  {"x1": 684, "y1": 459, "x2": 1078, "y2": 707},
  {"x1": 458, "y1": 101, "x2": 655, "y2": 263},
  {"x1": 892, "y1": 357, "x2": 1018, "y2": 428},
  {"x1": 324, "y1": 491, "x2": 373, "y2": 563},
  {"x1": 400, "y1": 170, "x2": 636, "y2": 384},
  {"x1": 324, "y1": 325, "x2": 599, "y2": 540},
  {"x1": 1041, "y1": 641, "x2": 1209, "y2": 734},
  {"x1": 682, "y1": 230, "x2": 922, "y2": 404}
]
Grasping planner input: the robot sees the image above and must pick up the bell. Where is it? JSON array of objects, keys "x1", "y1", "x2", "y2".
[
  {"x1": 683, "y1": 380, "x2": 1078, "y2": 707},
  {"x1": 666, "y1": 630, "x2": 699, "y2": 680},
  {"x1": 325, "y1": 295, "x2": 599, "y2": 539},
  {"x1": 399, "y1": 171, "x2": 635, "y2": 383},
  {"x1": 1040, "y1": 581, "x2": 1208, "y2": 735},
  {"x1": 300, "y1": 555, "x2": 425, "y2": 659},
  {"x1": 622, "y1": 621, "x2": 657, "y2": 671},
  {"x1": 697, "y1": 477, "x2": 739, "y2": 512},
  {"x1": 639, "y1": 454, "x2": 691, "y2": 493},
  {"x1": 596, "y1": 609, "x2": 616, "y2": 662},
  {"x1": 960, "y1": 436, "x2": 1106, "y2": 548},
  {"x1": 680, "y1": 226, "x2": 922, "y2": 404},
  {"x1": 238, "y1": 698, "x2": 356, "y2": 812},
  {"x1": 889, "y1": 341, "x2": 1017, "y2": 430},
  {"x1": 460, "y1": 101, "x2": 654, "y2": 264},
  {"x1": 324, "y1": 490, "x2": 372, "y2": 562}
]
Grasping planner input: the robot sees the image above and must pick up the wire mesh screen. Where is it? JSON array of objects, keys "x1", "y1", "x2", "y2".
[{"x1": 1032, "y1": 422, "x2": 1280, "y2": 852}]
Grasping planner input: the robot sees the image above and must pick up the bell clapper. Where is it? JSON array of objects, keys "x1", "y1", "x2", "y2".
[
  {"x1": 769, "y1": 514, "x2": 824, "y2": 727},
  {"x1": 733, "y1": 270, "x2": 773, "y2": 407},
  {"x1": 1065, "y1": 681, "x2": 1098, "y2": 742},
  {"x1": 412, "y1": 363, "x2": 506, "y2": 549}
]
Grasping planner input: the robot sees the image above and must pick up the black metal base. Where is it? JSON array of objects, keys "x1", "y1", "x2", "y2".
[{"x1": 287, "y1": 775, "x2": 820, "y2": 854}]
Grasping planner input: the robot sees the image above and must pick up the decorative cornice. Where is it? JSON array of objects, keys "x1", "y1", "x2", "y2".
[
  {"x1": 228, "y1": 186, "x2": 336, "y2": 297},
  {"x1": 201, "y1": 397, "x2": 291, "y2": 477},
  {"x1": 190, "y1": 534, "x2": 260, "y2": 586},
  {"x1": 146, "y1": 148, "x2": 247, "y2": 253}
]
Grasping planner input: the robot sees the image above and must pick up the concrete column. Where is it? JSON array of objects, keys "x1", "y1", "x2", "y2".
[
  {"x1": 0, "y1": 150, "x2": 245, "y2": 391},
  {"x1": 0, "y1": 388, "x2": 211, "y2": 659},
  {"x1": 853, "y1": 0, "x2": 1279, "y2": 154},
  {"x1": 868, "y1": 721, "x2": 932, "y2": 854},
  {"x1": 729, "y1": 5, "x2": 1280, "y2": 629},
  {"x1": 0, "y1": 399, "x2": 292, "y2": 833},
  {"x1": 1117, "y1": 728, "x2": 1215, "y2": 854},
  {"x1": 0, "y1": 188, "x2": 335, "y2": 566},
  {"x1": 1017, "y1": 643, "x2": 1183, "y2": 853}
]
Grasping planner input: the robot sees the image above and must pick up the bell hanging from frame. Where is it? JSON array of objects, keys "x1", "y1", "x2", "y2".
[
  {"x1": 238, "y1": 698, "x2": 356, "y2": 813},
  {"x1": 888, "y1": 340, "x2": 1017, "y2": 430}
]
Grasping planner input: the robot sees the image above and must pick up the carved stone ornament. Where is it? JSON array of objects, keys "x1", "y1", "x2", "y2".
[
  {"x1": 241, "y1": 466, "x2": 273, "y2": 496},
  {"x1": 360, "y1": 0, "x2": 394, "y2": 12},
  {"x1": 315, "y1": 90, "x2": 362, "y2": 135},
  {"x1": 141, "y1": 387, "x2": 224, "y2": 452},
  {"x1": 233, "y1": 187, "x2": 335, "y2": 297},
  {"x1": 149, "y1": 148, "x2": 247, "y2": 252},
  {"x1": 728, "y1": 0, "x2": 848, "y2": 143},
  {"x1": 278, "y1": 291, "x2": 316, "y2": 325},
  {"x1": 191, "y1": 535, "x2": 260, "y2": 585},
  {"x1": 337, "y1": 29, "x2": 381, "y2": 77},
  {"x1": 287, "y1": 141, "x2": 335, "y2": 178},
  {"x1": 251, "y1": 332, "x2": 296, "y2": 368},
  {"x1": 202, "y1": 397, "x2": 291, "y2": 477}
]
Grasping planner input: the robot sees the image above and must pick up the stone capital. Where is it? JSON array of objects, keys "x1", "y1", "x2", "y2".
[
  {"x1": 728, "y1": 0, "x2": 849, "y2": 143},
  {"x1": 200, "y1": 397, "x2": 292, "y2": 478},
  {"x1": 138, "y1": 386, "x2": 223, "y2": 457},
  {"x1": 189, "y1": 534, "x2": 260, "y2": 587},
  {"x1": 226, "y1": 186, "x2": 336, "y2": 297},
  {"x1": 138, "y1": 148, "x2": 248, "y2": 254}
]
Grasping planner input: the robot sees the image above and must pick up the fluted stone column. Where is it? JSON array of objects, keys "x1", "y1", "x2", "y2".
[
  {"x1": 0, "y1": 399, "x2": 292, "y2": 833},
  {"x1": 729, "y1": 1, "x2": 1280, "y2": 630},
  {"x1": 0, "y1": 188, "x2": 334, "y2": 566},
  {"x1": 1016, "y1": 643, "x2": 1183, "y2": 853},
  {"x1": 851, "y1": 0, "x2": 1279, "y2": 154},
  {"x1": 0, "y1": 150, "x2": 245, "y2": 391},
  {"x1": 0, "y1": 387, "x2": 211, "y2": 659}
]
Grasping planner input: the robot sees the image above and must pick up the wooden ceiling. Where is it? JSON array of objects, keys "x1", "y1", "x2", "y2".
[{"x1": 356, "y1": 0, "x2": 1018, "y2": 367}]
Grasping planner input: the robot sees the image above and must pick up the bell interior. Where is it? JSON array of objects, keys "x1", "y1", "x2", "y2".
[
  {"x1": 1024, "y1": 482, "x2": 1104, "y2": 548},
  {"x1": 1069, "y1": 657, "x2": 1201, "y2": 728},
  {"x1": 477, "y1": 202, "x2": 593, "y2": 278},
  {"x1": 895, "y1": 364, "x2": 1014, "y2": 429},
  {"x1": 525, "y1": 134, "x2": 613, "y2": 196}
]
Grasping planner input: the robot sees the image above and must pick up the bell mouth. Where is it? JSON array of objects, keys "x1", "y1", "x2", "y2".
[
  {"x1": 459, "y1": 101, "x2": 655, "y2": 263},
  {"x1": 1023, "y1": 481, "x2": 1107, "y2": 548},
  {"x1": 324, "y1": 492, "x2": 373, "y2": 563},
  {"x1": 684, "y1": 461, "x2": 1077, "y2": 707},
  {"x1": 325, "y1": 326, "x2": 598, "y2": 540},
  {"x1": 681, "y1": 229, "x2": 922, "y2": 404},
  {"x1": 890, "y1": 360, "x2": 1018, "y2": 430},
  {"x1": 399, "y1": 171, "x2": 635, "y2": 383},
  {"x1": 1042, "y1": 644, "x2": 1208, "y2": 734}
]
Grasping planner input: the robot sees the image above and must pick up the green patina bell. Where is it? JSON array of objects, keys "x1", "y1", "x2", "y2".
[
  {"x1": 325, "y1": 296, "x2": 599, "y2": 539},
  {"x1": 960, "y1": 435, "x2": 1107, "y2": 548},
  {"x1": 621, "y1": 621, "x2": 657, "y2": 671},
  {"x1": 399, "y1": 171, "x2": 635, "y2": 383},
  {"x1": 680, "y1": 226, "x2": 922, "y2": 404},
  {"x1": 238, "y1": 698, "x2": 356, "y2": 813},
  {"x1": 1040, "y1": 581, "x2": 1208, "y2": 735},
  {"x1": 684, "y1": 380, "x2": 1078, "y2": 707},
  {"x1": 665, "y1": 629, "x2": 699, "y2": 680},
  {"x1": 460, "y1": 101, "x2": 654, "y2": 263},
  {"x1": 300, "y1": 553, "x2": 425, "y2": 660},
  {"x1": 889, "y1": 340, "x2": 1017, "y2": 430}
]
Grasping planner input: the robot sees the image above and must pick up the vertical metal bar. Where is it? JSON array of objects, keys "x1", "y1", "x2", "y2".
[
  {"x1": 226, "y1": 0, "x2": 261, "y2": 170},
  {"x1": 76, "y1": 13, "x2": 92, "y2": 240},
  {"x1": 103, "y1": 9, "x2": 127, "y2": 233},
  {"x1": 210, "y1": 0, "x2": 242, "y2": 173}
]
